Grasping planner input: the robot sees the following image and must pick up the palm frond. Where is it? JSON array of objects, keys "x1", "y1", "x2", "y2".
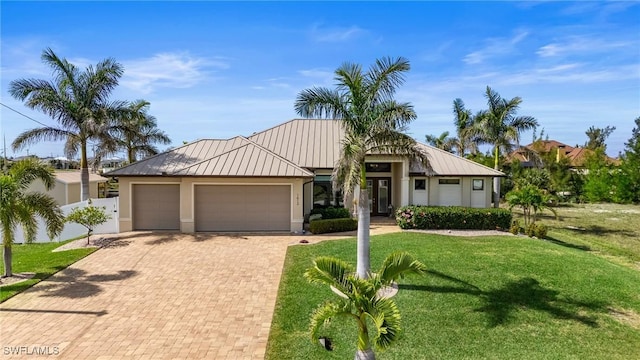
[
  {"x1": 305, "y1": 256, "x2": 354, "y2": 292},
  {"x1": 378, "y1": 251, "x2": 428, "y2": 285},
  {"x1": 9, "y1": 158, "x2": 56, "y2": 191},
  {"x1": 11, "y1": 127, "x2": 74, "y2": 151},
  {"x1": 295, "y1": 87, "x2": 346, "y2": 119},
  {"x1": 309, "y1": 300, "x2": 352, "y2": 343},
  {"x1": 367, "y1": 297, "x2": 402, "y2": 349},
  {"x1": 24, "y1": 192, "x2": 64, "y2": 240}
]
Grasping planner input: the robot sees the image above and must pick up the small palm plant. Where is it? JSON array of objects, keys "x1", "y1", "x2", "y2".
[{"x1": 304, "y1": 251, "x2": 428, "y2": 360}]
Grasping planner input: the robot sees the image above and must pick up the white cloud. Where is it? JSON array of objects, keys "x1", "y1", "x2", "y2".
[
  {"x1": 463, "y1": 29, "x2": 529, "y2": 65},
  {"x1": 537, "y1": 36, "x2": 633, "y2": 58},
  {"x1": 310, "y1": 24, "x2": 365, "y2": 42},
  {"x1": 120, "y1": 53, "x2": 229, "y2": 94}
]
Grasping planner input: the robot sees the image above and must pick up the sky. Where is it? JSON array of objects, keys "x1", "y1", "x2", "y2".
[{"x1": 1, "y1": 1, "x2": 639, "y2": 159}]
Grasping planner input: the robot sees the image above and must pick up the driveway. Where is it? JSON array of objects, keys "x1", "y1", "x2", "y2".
[{"x1": 0, "y1": 225, "x2": 400, "y2": 359}]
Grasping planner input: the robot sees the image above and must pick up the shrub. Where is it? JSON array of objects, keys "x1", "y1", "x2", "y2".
[
  {"x1": 309, "y1": 218, "x2": 358, "y2": 234},
  {"x1": 395, "y1": 206, "x2": 512, "y2": 231},
  {"x1": 510, "y1": 219, "x2": 521, "y2": 235},
  {"x1": 534, "y1": 223, "x2": 548, "y2": 239},
  {"x1": 524, "y1": 222, "x2": 548, "y2": 239},
  {"x1": 310, "y1": 207, "x2": 351, "y2": 220}
]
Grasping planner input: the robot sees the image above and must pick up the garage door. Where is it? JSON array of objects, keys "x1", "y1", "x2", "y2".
[
  {"x1": 438, "y1": 179, "x2": 462, "y2": 206},
  {"x1": 195, "y1": 185, "x2": 290, "y2": 232},
  {"x1": 133, "y1": 184, "x2": 180, "y2": 230}
]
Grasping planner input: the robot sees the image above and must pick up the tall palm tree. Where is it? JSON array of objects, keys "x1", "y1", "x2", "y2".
[
  {"x1": 451, "y1": 98, "x2": 478, "y2": 157},
  {"x1": 425, "y1": 131, "x2": 454, "y2": 152},
  {"x1": 295, "y1": 57, "x2": 427, "y2": 278},
  {"x1": 98, "y1": 100, "x2": 171, "y2": 164},
  {"x1": 1, "y1": 159, "x2": 64, "y2": 277},
  {"x1": 305, "y1": 251, "x2": 428, "y2": 360},
  {"x1": 470, "y1": 86, "x2": 538, "y2": 207},
  {"x1": 9, "y1": 47, "x2": 126, "y2": 201}
]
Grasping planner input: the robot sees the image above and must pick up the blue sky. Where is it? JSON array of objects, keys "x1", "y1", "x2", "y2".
[{"x1": 1, "y1": 1, "x2": 638, "y2": 159}]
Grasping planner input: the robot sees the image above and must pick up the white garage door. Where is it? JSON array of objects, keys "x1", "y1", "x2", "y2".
[
  {"x1": 195, "y1": 185, "x2": 291, "y2": 232},
  {"x1": 438, "y1": 178, "x2": 462, "y2": 206},
  {"x1": 133, "y1": 184, "x2": 180, "y2": 230}
]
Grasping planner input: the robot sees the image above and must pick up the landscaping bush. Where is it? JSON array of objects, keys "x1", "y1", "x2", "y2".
[
  {"x1": 524, "y1": 222, "x2": 548, "y2": 239},
  {"x1": 309, "y1": 218, "x2": 357, "y2": 234},
  {"x1": 395, "y1": 206, "x2": 512, "y2": 230},
  {"x1": 310, "y1": 207, "x2": 351, "y2": 220},
  {"x1": 510, "y1": 219, "x2": 521, "y2": 235}
]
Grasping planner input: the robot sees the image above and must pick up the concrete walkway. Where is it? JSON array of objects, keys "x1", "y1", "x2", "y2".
[{"x1": 0, "y1": 225, "x2": 400, "y2": 359}]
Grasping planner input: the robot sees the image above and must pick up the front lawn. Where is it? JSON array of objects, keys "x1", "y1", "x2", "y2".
[
  {"x1": 267, "y1": 232, "x2": 640, "y2": 359},
  {"x1": 0, "y1": 240, "x2": 97, "y2": 302}
]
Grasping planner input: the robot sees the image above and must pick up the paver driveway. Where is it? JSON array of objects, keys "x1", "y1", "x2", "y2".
[{"x1": 0, "y1": 232, "x2": 296, "y2": 359}]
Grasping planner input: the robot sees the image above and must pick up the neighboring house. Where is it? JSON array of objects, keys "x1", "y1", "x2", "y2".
[
  {"x1": 507, "y1": 140, "x2": 619, "y2": 168},
  {"x1": 106, "y1": 119, "x2": 504, "y2": 233},
  {"x1": 28, "y1": 171, "x2": 109, "y2": 205}
]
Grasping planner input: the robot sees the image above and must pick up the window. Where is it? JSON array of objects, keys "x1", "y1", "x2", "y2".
[
  {"x1": 473, "y1": 179, "x2": 484, "y2": 191},
  {"x1": 439, "y1": 179, "x2": 460, "y2": 185},
  {"x1": 414, "y1": 179, "x2": 426, "y2": 190},
  {"x1": 365, "y1": 163, "x2": 391, "y2": 172},
  {"x1": 313, "y1": 176, "x2": 343, "y2": 208}
]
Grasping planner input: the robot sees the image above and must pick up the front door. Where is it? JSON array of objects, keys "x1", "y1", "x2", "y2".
[{"x1": 366, "y1": 178, "x2": 391, "y2": 216}]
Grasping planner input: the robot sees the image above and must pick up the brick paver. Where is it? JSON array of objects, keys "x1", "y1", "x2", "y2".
[
  {"x1": 0, "y1": 232, "x2": 295, "y2": 359},
  {"x1": 0, "y1": 225, "x2": 400, "y2": 359}
]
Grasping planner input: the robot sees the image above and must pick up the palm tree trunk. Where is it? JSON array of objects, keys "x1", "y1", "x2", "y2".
[
  {"x1": 355, "y1": 316, "x2": 374, "y2": 360},
  {"x1": 80, "y1": 142, "x2": 90, "y2": 201},
  {"x1": 355, "y1": 349, "x2": 375, "y2": 360},
  {"x1": 356, "y1": 188, "x2": 371, "y2": 279},
  {"x1": 356, "y1": 165, "x2": 370, "y2": 279},
  {"x1": 493, "y1": 146, "x2": 500, "y2": 208},
  {"x1": 3, "y1": 245, "x2": 12, "y2": 277}
]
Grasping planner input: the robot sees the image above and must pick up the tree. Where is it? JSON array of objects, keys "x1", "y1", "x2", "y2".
[
  {"x1": 425, "y1": 131, "x2": 454, "y2": 152},
  {"x1": 98, "y1": 100, "x2": 171, "y2": 164},
  {"x1": 66, "y1": 202, "x2": 111, "y2": 245},
  {"x1": 506, "y1": 185, "x2": 556, "y2": 226},
  {"x1": 614, "y1": 117, "x2": 640, "y2": 203},
  {"x1": 295, "y1": 57, "x2": 427, "y2": 278},
  {"x1": 305, "y1": 252, "x2": 427, "y2": 360},
  {"x1": 451, "y1": 98, "x2": 478, "y2": 157},
  {"x1": 583, "y1": 148, "x2": 614, "y2": 202},
  {"x1": 470, "y1": 86, "x2": 539, "y2": 207},
  {"x1": 9, "y1": 47, "x2": 126, "y2": 201},
  {"x1": 1, "y1": 159, "x2": 64, "y2": 277},
  {"x1": 585, "y1": 125, "x2": 616, "y2": 151}
]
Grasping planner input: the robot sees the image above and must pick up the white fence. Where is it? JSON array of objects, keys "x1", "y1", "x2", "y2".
[{"x1": 12, "y1": 197, "x2": 119, "y2": 244}]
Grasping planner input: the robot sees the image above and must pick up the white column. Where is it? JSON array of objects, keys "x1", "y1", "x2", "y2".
[{"x1": 401, "y1": 159, "x2": 410, "y2": 206}]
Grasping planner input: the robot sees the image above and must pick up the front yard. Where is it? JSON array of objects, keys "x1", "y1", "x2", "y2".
[
  {"x1": 267, "y1": 204, "x2": 640, "y2": 359},
  {"x1": 0, "y1": 240, "x2": 97, "y2": 302}
]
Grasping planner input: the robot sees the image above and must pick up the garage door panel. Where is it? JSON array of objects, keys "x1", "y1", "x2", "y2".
[
  {"x1": 133, "y1": 184, "x2": 180, "y2": 230},
  {"x1": 195, "y1": 185, "x2": 290, "y2": 232}
]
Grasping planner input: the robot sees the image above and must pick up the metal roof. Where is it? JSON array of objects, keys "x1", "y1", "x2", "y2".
[
  {"x1": 106, "y1": 136, "x2": 313, "y2": 177},
  {"x1": 55, "y1": 171, "x2": 109, "y2": 184},
  {"x1": 249, "y1": 119, "x2": 343, "y2": 169},
  {"x1": 107, "y1": 118, "x2": 504, "y2": 178},
  {"x1": 411, "y1": 144, "x2": 505, "y2": 176}
]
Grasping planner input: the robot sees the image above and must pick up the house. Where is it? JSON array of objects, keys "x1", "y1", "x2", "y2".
[
  {"x1": 506, "y1": 140, "x2": 619, "y2": 168},
  {"x1": 106, "y1": 119, "x2": 504, "y2": 233},
  {"x1": 28, "y1": 171, "x2": 109, "y2": 205}
]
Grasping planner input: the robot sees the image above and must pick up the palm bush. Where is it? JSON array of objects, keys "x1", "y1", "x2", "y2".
[{"x1": 305, "y1": 251, "x2": 427, "y2": 360}]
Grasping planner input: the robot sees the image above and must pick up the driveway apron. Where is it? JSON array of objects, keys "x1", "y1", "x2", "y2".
[{"x1": 0, "y1": 233, "x2": 292, "y2": 359}]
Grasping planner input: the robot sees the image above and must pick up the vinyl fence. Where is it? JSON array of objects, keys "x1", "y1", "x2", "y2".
[{"x1": 11, "y1": 197, "x2": 119, "y2": 244}]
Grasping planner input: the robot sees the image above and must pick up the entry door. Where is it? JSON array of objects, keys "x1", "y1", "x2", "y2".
[{"x1": 366, "y1": 178, "x2": 391, "y2": 216}]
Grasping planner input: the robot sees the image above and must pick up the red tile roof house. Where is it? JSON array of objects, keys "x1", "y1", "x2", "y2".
[{"x1": 106, "y1": 119, "x2": 504, "y2": 233}]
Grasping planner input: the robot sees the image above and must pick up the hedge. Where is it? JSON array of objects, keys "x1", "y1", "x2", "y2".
[
  {"x1": 310, "y1": 207, "x2": 351, "y2": 220},
  {"x1": 309, "y1": 218, "x2": 358, "y2": 234},
  {"x1": 395, "y1": 206, "x2": 512, "y2": 230}
]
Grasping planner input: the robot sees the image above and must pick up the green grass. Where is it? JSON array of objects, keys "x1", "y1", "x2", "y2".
[
  {"x1": 517, "y1": 203, "x2": 640, "y2": 266},
  {"x1": 267, "y1": 232, "x2": 640, "y2": 359},
  {"x1": 0, "y1": 240, "x2": 97, "y2": 302}
]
